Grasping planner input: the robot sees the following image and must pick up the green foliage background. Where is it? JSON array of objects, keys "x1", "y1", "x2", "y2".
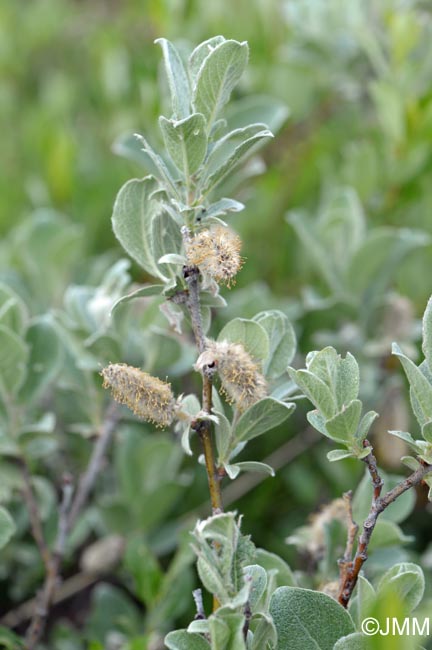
[{"x1": 1, "y1": 0, "x2": 432, "y2": 648}]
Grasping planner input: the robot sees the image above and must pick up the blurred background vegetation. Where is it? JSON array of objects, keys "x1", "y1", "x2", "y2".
[{"x1": 1, "y1": 0, "x2": 432, "y2": 648}]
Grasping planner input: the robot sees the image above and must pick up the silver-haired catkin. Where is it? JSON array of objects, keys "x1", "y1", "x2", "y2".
[
  {"x1": 185, "y1": 226, "x2": 243, "y2": 286},
  {"x1": 101, "y1": 363, "x2": 175, "y2": 428},
  {"x1": 194, "y1": 340, "x2": 267, "y2": 411}
]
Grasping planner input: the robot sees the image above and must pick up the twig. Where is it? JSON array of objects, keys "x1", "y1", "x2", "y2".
[
  {"x1": 25, "y1": 403, "x2": 119, "y2": 649},
  {"x1": 192, "y1": 588, "x2": 206, "y2": 620},
  {"x1": 184, "y1": 265, "x2": 223, "y2": 516},
  {"x1": 338, "y1": 491, "x2": 358, "y2": 590},
  {"x1": 338, "y1": 442, "x2": 432, "y2": 608},
  {"x1": 19, "y1": 457, "x2": 52, "y2": 572}
]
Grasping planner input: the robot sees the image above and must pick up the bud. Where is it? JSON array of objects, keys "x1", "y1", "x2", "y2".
[
  {"x1": 101, "y1": 363, "x2": 175, "y2": 428},
  {"x1": 185, "y1": 226, "x2": 243, "y2": 286},
  {"x1": 195, "y1": 340, "x2": 267, "y2": 411}
]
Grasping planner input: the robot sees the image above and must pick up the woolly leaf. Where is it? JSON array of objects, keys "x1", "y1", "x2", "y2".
[
  {"x1": 155, "y1": 39, "x2": 190, "y2": 119},
  {"x1": 218, "y1": 317, "x2": 269, "y2": 362},
  {"x1": 269, "y1": 587, "x2": 355, "y2": 650},
  {"x1": 234, "y1": 397, "x2": 295, "y2": 444},
  {"x1": 159, "y1": 113, "x2": 207, "y2": 176},
  {"x1": 334, "y1": 634, "x2": 368, "y2": 649},
  {"x1": 253, "y1": 310, "x2": 296, "y2": 378},
  {"x1": 392, "y1": 342, "x2": 432, "y2": 431},
  {"x1": 377, "y1": 563, "x2": 425, "y2": 613},
  {"x1": 165, "y1": 630, "x2": 210, "y2": 650},
  {"x1": 325, "y1": 399, "x2": 362, "y2": 444}
]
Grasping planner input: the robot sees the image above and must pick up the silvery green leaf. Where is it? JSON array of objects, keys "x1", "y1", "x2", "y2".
[
  {"x1": 306, "y1": 410, "x2": 331, "y2": 437},
  {"x1": 377, "y1": 562, "x2": 425, "y2": 613},
  {"x1": 160, "y1": 301, "x2": 184, "y2": 334},
  {"x1": 356, "y1": 575, "x2": 376, "y2": 625},
  {"x1": 355, "y1": 410, "x2": 379, "y2": 445},
  {"x1": 288, "y1": 369, "x2": 336, "y2": 420},
  {"x1": 201, "y1": 198, "x2": 244, "y2": 222},
  {"x1": 177, "y1": 394, "x2": 200, "y2": 456},
  {"x1": 112, "y1": 177, "x2": 166, "y2": 279},
  {"x1": 336, "y1": 353, "x2": 360, "y2": 408},
  {"x1": 157, "y1": 253, "x2": 186, "y2": 265},
  {"x1": 251, "y1": 613, "x2": 277, "y2": 650},
  {"x1": 234, "y1": 461, "x2": 275, "y2": 477},
  {"x1": 253, "y1": 310, "x2": 296, "y2": 379},
  {"x1": 208, "y1": 611, "x2": 246, "y2": 650},
  {"x1": 218, "y1": 317, "x2": 269, "y2": 362},
  {"x1": 202, "y1": 128, "x2": 273, "y2": 195},
  {"x1": 401, "y1": 455, "x2": 421, "y2": 471},
  {"x1": 388, "y1": 430, "x2": 421, "y2": 453},
  {"x1": 165, "y1": 630, "x2": 210, "y2": 650},
  {"x1": 0, "y1": 325, "x2": 28, "y2": 396},
  {"x1": 155, "y1": 38, "x2": 190, "y2": 119},
  {"x1": 325, "y1": 399, "x2": 362, "y2": 444},
  {"x1": 189, "y1": 36, "x2": 225, "y2": 81},
  {"x1": 392, "y1": 342, "x2": 432, "y2": 432},
  {"x1": 200, "y1": 291, "x2": 227, "y2": 308},
  {"x1": 269, "y1": 587, "x2": 355, "y2": 650},
  {"x1": 244, "y1": 564, "x2": 267, "y2": 611},
  {"x1": 112, "y1": 132, "x2": 162, "y2": 173},
  {"x1": 18, "y1": 316, "x2": 62, "y2": 404},
  {"x1": 196, "y1": 555, "x2": 229, "y2": 603},
  {"x1": 193, "y1": 39, "x2": 249, "y2": 129},
  {"x1": 224, "y1": 463, "x2": 240, "y2": 479},
  {"x1": 0, "y1": 507, "x2": 15, "y2": 550},
  {"x1": 327, "y1": 449, "x2": 353, "y2": 462},
  {"x1": 134, "y1": 134, "x2": 179, "y2": 196},
  {"x1": 213, "y1": 410, "x2": 232, "y2": 462},
  {"x1": 187, "y1": 620, "x2": 209, "y2": 634},
  {"x1": 422, "y1": 295, "x2": 432, "y2": 372},
  {"x1": 159, "y1": 113, "x2": 207, "y2": 176},
  {"x1": 233, "y1": 397, "x2": 295, "y2": 444},
  {"x1": 151, "y1": 211, "x2": 183, "y2": 279},
  {"x1": 110, "y1": 284, "x2": 164, "y2": 314},
  {"x1": 367, "y1": 519, "x2": 413, "y2": 550},
  {"x1": 333, "y1": 634, "x2": 368, "y2": 650},
  {"x1": 204, "y1": 124, "x2": 269, "y2": 177}
]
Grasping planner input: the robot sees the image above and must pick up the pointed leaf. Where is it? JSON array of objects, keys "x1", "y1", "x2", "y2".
[
  {"x1": 193, "y1": 40, "x2": 249, "y2": 128},
  {"x1": 159, "y1": 113, "x2": 207, "y2": 176},
  {"x1": 234, "y1": 397, "x2": 295, "y2": 444},
  {"x1": 392, "y1": 342, "x2": 432, "y2": 430},
  {"x1": 327, "y1": 449, "x2": 353, "y2": 462},
  {"x1": 155, "y1": 38, "x2": 190, "y2": 119},
  {"x1": 189, "y1": 36, "x2": 225, "y2": 80}
]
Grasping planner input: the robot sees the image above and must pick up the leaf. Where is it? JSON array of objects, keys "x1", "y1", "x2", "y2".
[
  {"x1": 422, "y1": 295, "x2": 432, "y2": 373},
  {"x1": 233, "y1": 397, "x2": 295, "y2": 444},
  {"x1": 208, "y1": 611, "x2": 247, "y2": 650},
  {"x1": 289, "y1": 369, "x2": 336, "y2": 420},
  {"x1": 193, "y1": 39, "x2": 249, "y2": 129},
  {"x1": 355, "y1": 410, "x2": 379, "y2": 445},
  {"x1": 218, "y1": 317, "x2": 269, "y2": 362},
  {"x1": 0, "y1": 507, "x2": 15, "y2": 550},
  {"x1": 134, "y1": 134, "x2": 179, "y2": 196},
  {"x1": 159, "y1": 113, "x2": 207, "y2": 176},
  {"x1": 110, "y1": 284, "x2": 164, "y2": 314},
  {"x1": 202, "y1": 197, "x2": 244, "y2": 221},
  {"x1": 112, "y1": 132, "x2": 163, "y2": 173},
  {"x1": 189, "y1": 36, "x2": 226, "y2": 80},
  {"x1": 112, "y1": 177, "x2": 166, "y2": 279},
  {"x1": 255, "y1": 548, "x2": 296, "y2": 588},
  {"x1": 269, "y1": 587, "x2": 355, "y2": 650},
  {"x1": 213, "y1": 410, "x2": 232, "y2": 462},
  {"x1": 377, "y1": 563, "x2": 425, "y2": 613},
  {"x1": 203, "y1": 128, "x2": 273, "y2": 194},
  {"x1": 253, "y1": 310, "x2": 296, "y2": 378},
  {"x1": 325, "y1": 400, "x2": 362, "y2": 444},
  {"x1": 327, "y1": 449, "x2": 353, "y2": 462},
  {"x1": 0, "y1": 325, "x2": 28, "y2": 396},
  {"x1": 392, "y1": 342, "x2": 432, "y2": 430},
  {"x1": 165, "y1": 630, "x2": 210, "y2": 650},
  {"x1": 250, "y1": 613, "x2": 278, "y2": 650},
  {"x1": 234, "y1": 461, "x2": 275, "y2": 477},
  {"x1": 18, "y1": 316, "x2": 62, "y2": 404},
  {"x1": 151, "y1": 211, "x2": 183, "y2": 279},
  {"x1": 155, "y1": 38, "x2": 190, "y2": 119},
  {"x1": 333, "y1": 634, "x2": 368, "y2": 649}
]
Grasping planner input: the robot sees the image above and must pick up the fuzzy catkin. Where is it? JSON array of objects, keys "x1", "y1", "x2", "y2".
[
  {"x1": 185, "y1": 226, "x2": 243, "y2": 286},
  {"x1": 101, "y1": 363, "x2": 175, "y2": 428},
  {"x1": 195, "y1": 340, "x2": 267, "y2": 411}
]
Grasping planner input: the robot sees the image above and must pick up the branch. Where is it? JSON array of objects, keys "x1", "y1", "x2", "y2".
[
  {"x1": 338, "y1": 443, "x2": 432, "y2": 608},
  {"x1": 184, "y1": 265, "x2": 223, "y2": 516},
  {"x1": 25, "y1": 403, "x2": 119, "y2": 649},
  {"x1": 19, "y1": 456, "x2": 52, "y2": 572}
]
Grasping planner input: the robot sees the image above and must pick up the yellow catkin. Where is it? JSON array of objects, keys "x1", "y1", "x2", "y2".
[
  {"x1": 101, "y1": 363, "x2": 175, "y2": 428},
  {"x1": 185, "y1": 226, "x2": 243, "y2": 286},
  {"x1": 195, "y1": 340, "x2": 267, "y2": 411}
]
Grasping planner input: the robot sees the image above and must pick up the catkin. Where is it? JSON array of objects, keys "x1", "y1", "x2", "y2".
[
  {"x1": 185, "y1": 226, "x2": 243, "y2": 286},
  {"x1": 195, "y1": 340, "x2": 267, "y2": 411},
  {"x1": 101, "y1": 363, "x2": 175, "y2": 428}
]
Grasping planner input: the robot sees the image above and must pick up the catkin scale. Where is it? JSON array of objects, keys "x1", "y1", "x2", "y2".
[
  {"x1": 101, "y1": 363, "x2": 175, "y2": 428},
  {"x1": 185, "y1": 226, "x2": 243, "y2": 286},
  {"x1": 195, "y1": 340, "x2": 267, "y2": 411}
]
